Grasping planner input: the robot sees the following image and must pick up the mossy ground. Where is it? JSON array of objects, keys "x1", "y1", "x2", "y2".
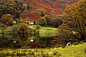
[{"x1": 0, "y1": 43, "x2": 86, "y2": 57}]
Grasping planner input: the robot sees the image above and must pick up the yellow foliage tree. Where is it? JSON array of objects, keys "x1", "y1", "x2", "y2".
[
  {"x1": 58, "y1": 0, "x2": 86, "y2": 42},
  {"x1": 18, "y1": 23, "x2": 29, "y2": 34}
]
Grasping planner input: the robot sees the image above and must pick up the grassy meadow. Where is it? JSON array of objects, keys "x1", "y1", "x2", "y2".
[
  {"x1": 0, "y1": 25, "x2": 57, "y2": 34},
  {"x1": 29, "y1": 25, "x2": 58, "y2": 38},
  {"x1": 29, "y1": 25, "x2": 57, "y2": 33},
  {"x1": 0, "y1": 43, "x2": 86, "y2": 57}
]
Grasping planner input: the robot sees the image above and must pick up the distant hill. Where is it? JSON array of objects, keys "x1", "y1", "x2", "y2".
[
  {"x1": 27, "y1": 0, "x2": 79, "y2": 14},
  {"x1": 0, "y1": 0, "x2": 79, "y2": 21}
]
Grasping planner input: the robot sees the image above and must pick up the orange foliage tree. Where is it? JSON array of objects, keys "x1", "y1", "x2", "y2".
[
  {"x1": 1, "y1": 14, "x2": 13, "y2": 26},
  {"x1": 25, "y1": 18, "x2": 30, "y2": 21}
]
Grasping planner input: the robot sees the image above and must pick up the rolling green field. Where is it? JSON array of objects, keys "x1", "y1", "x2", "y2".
[
  {"x1": 0, "y1": 25, "x2": 57, "y2": 34},
  {"x1": 29, "y1": 25, "x2": 57, "y2": 33},
  {"x1": 29, "y1": 25, "x2": 58, "y2": 38},
  {"x1": 0, "y1": 43, "x2": 86, "y2": 57},
  {"x1": 29, "y1": 25, "x2": 58, "y2": 37}
]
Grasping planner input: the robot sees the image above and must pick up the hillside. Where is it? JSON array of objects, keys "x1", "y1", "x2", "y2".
[
  {"x1": 20, "y1": 0, "x2": 79, "y2": 19},
  {"x1": 0, "y1": 0, "x2": 79, "y2": 21}
]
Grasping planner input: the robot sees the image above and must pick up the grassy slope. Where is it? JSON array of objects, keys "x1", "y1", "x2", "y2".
[
  {"x1": 29, "y1": 25, "x2": 58, "y2": 37},
  {"x1": 0, "y1": 43, "x2": 86, "y2": 57},
  {"x1": 29, "y1": 25, "x2": 57, "y2": 33},
  {"x1": 57, "y1": 43, "x2": 86, "y2": 57}
]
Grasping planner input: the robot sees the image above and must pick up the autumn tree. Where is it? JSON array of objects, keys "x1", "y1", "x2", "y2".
[
  {"x1": 20, "y1": 18, "x2": 26, "y2": 23},
  {"x1": 1, "y1": 14, "x2": 13, "y2": 26},
  {"x1": 15, "y1": 12, "x2": 20, "y2": 18},
  {"x1": 2, "y1": 5, "x2": 7, "y2": 13},
  {"x1": 22, "y1": 4, "x2": 27, "y2": 10},
  {"x1": 51, "y1": 19, "x2": 58, "y2": 27},
  {"x1": 58, "y1": 0, "x2": 86, "y2": 43},
  {"x1": 51, "y1": 18, "x2": 63, "y2": 27},
  {"x1": 7, "y1": 6, "x2": 15, "y2": 14},
  {"x1": 18, "y1": 23, "x2": 29, "y2": 34},
  {"x1": 25, "y1": 18, "x2": 30, "y2": 21},
  {"x1": 45, "y1": 16, "x2": 52, "y2": 25},
  {"x1": 0, "y1": 0, "x2": 22, "y2": 15},
  {"x1": 0, "y1": 5, "x2": 3, "y2": 18},
  {"x1": 39, "y1": 17, "x2": 47, "y2": 26},
  {"x1": 15, "y1": 18, "x2": 20, "y2": 23},
  {"x1": 0, "y1": 9, "x2": 3, "y2": 18},
  {"x1": 40, "y1": 10, "x2": 45, "y2": 17},
  {"x1": 19, "y1": 0, "x2": 23, "y2": 6}
]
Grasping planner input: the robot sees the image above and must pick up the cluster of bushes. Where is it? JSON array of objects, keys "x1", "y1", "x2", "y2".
[
  {"x1": 0, "y1": 14, "x2": 30, "y2": 34},
  {"x1": 39, "y1": 16, "x2": 63, "y2": 27},
  {"x1": 0, "y1": 0, "x2": 30, "y2": 18},
  {"x1": 0, "y1": 0, "x2": 22, "y2": 17}
]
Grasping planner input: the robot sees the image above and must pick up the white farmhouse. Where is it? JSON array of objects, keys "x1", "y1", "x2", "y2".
[
  {"x1": 29, "y1": 22, "x2": 34, "y2": 25},
  {"x1": 13, "y1": 21, "x2": 16, "y2": 24},
  {"x1": 26, "y1": 21, "x2": 34, "y2": 25}
]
